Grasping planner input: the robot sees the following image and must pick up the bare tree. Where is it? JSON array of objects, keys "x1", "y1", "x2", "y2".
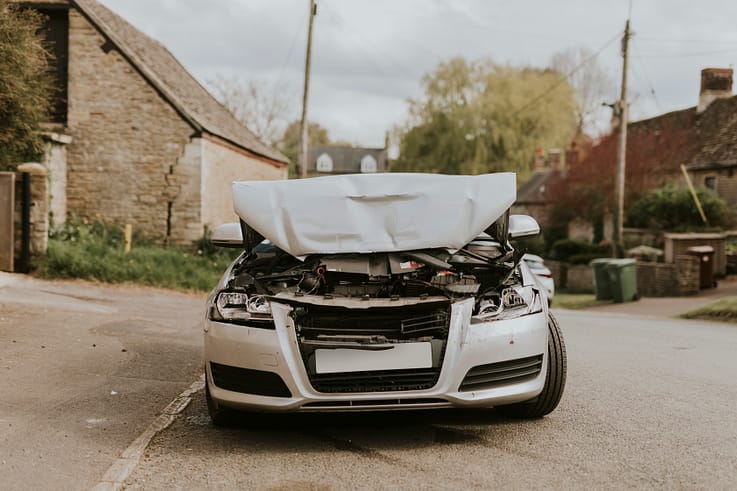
[
  {"x1": 550, "y1": 47, "x2": 615, "y2": 137},
  {"x1": 208, "y1": 76, "x2": 291, "y2": 145}
]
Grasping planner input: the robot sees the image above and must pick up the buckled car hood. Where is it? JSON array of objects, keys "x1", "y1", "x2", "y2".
[{"x1": 232, "y1": 172, "x2": 516, "y2": 258}]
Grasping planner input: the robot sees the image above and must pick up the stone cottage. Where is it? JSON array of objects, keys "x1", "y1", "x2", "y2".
[
  {"x1": 553, "y1": 67, "x2": 737, "y2": 242},
  {"x1": 16, "y1": 0, "x2": 289, "y2": 243}
]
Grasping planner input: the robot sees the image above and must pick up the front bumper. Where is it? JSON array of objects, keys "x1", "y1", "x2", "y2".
[{"x1": 204, "y1": 298, "x2": 548, "y2": 412}]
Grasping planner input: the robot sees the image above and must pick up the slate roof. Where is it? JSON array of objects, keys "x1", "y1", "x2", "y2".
[
  {"x1": 516, "y1": 170, "x2": 552, "y2": 204},
  {"x1": 308, "y1": 145, "x2": 388, "y2": 173},
  {"x1": 687, "y1": 96, "x2": 737, "y2": 168},
  {"x1": 72, "y1": 0, "x2": 288, "y2": 165}
]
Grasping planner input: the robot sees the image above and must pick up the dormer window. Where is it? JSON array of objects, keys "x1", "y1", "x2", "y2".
[
  {"x1": 360, "y1": 155, "x2": 377, "y2": 173},
  {"x1": 316, "y1": 153, "x2": 334, "y2": 173}
]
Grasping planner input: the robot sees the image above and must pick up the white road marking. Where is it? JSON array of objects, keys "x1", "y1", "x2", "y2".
[{"x1": 92, "y1": 374, "x2": 205, "y2": 491}]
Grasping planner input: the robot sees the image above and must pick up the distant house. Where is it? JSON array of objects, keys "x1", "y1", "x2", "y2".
[
  {"x1": 307, "y1": 145, "x2": 388, "y2": 175},
  {"x1": 16, "y1": 0, "x2": 288, "y2": 243},
  {"x1": 513, "y1": 147, "x2": 574, "y2": 234},
  {"x1": 562, "y1": 68, "x2": 737, "y2": 239}
]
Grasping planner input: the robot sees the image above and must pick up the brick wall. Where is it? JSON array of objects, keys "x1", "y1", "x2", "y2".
[
  {"x1": 200, "y1": 138, "x2": 287, "y2": 231},
  {"x1": 66, "y1": 10, "x2": 194, "y2": 240}
]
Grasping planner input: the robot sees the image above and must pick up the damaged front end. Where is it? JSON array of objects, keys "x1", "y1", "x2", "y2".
[
  {"x1": 204, "y1": 173, "x2": 563, "y2": 422},
  {"x1": 208, "y1": 212, "x2": 543, "y2": 393}
]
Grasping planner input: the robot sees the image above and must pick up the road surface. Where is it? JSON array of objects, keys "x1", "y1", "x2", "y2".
[{"x1": 2, "y1": 274, "x2": 736, "y2": 489}]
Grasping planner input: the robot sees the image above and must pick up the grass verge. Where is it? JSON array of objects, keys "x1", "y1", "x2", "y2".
[
  {"x1": 553, "y1": 291, "x2": 607, "y2": 310},
  {"x1": 35, "y1": 218, "x2": 239, "y2": 292},
  {"x1": 679, "y1": 296, "x2": 737, "y2": 324}
]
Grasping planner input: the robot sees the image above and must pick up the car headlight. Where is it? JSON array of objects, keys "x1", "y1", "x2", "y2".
[
  {"x1": 473, "y1": 286, "x2": 543, "y2": 322},
  {"x1": 210, "y1": 291, "x2": 274, "y2": 326}
]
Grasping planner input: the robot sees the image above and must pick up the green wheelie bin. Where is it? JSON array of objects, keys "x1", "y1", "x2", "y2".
[
  {"x1": 590, "y1": 258, "x2": 613, "y2": 300},
  {"x1": 606, "y1": 258, "x2": 638, "y2": 303}
]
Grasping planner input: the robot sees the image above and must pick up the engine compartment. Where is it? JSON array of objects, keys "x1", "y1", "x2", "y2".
[{"x1": 225, "y1": 232, "x2": 524, "y2": 316}]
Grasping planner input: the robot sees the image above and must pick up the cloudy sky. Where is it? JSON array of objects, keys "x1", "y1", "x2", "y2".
[{"x1": 100, "y1": 0, "x2": 737, "y2": 148}]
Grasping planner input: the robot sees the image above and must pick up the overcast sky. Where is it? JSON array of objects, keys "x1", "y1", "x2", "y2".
[{"x1": 100, "y1": 0, "x2": 737, "y2": 148}]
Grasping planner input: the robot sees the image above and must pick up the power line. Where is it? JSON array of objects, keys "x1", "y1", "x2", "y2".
[
  {"x1": 274, "y1": 7, "x2": 310, "y2": 92},
  {"x1": 631, "y1": 39, "x2": 664, "y2": 113},
  {"x1": 638, "y1": 48, "x2": 737, "y2": 58},
  {"x1": 512, "y1": 31, "x2": 622, "y2": 118}
]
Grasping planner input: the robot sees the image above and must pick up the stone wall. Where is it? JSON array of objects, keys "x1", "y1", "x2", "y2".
[
  {"x1": 675, "y1": 255, "x2": 700, "y2": 296},
  {"x1": 66, "y1": 10, "x2": 193, "y2": 241},
  {"x1": 547, "y1": 260, "x2": 567, "y2": 290},
  {"x1": 637, "y1": 261, "x2": 679, "y2": 297},
  {"x1": 200, "y1": 138, "x2": 287, "y2": 231},
  {"x1": 566, "y1": 264, "x2": 594, "y2": 293},
  {"x1": 690, "y1": 167, "x2": 737, "y2": 210}
]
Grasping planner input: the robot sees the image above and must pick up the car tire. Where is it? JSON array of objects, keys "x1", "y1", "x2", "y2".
[
  {"x1": 206, "y1": 378, "x2": 239, "y2": 427},
  {"x1": 496, "y1": 312, "x2": 567, "y2": 419}
]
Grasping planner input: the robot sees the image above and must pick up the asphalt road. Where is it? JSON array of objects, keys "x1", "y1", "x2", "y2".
[
  {"x1": 2, "y1": 274, "x2": 737, "y2": 490},
  {"x1": 0, "y1": 274, "x2": 205, "y2": 491}
]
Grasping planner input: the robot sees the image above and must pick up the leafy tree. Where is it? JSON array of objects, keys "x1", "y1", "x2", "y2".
[
  {"x1": 277, "y1": 120, "x2": 330, "y2": 176},
  {"x1": 393, "y1": 57, "x2": 578, "y2": 177},
  {"x1": 0, "y1": 1, "x2": 52, "y2": 170},
  {"x1": 208, "y1": 76, "x2": 290, "y2": 145},
  {"x1": 626, "y1": 184, "x2": 734, "y2": 231}
]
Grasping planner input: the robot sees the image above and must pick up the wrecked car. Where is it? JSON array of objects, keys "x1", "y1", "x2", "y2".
[{"x1": 204, "y1": 172, "x2": 566, "y2": 425}]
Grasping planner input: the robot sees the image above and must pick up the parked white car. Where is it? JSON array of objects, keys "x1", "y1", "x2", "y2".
[
  {"x1": 204, "y1": 173, "x2": 566, "y2": 425},
  {"x1": 523, "y1": 253, "x2": 555, "y2": 304}
]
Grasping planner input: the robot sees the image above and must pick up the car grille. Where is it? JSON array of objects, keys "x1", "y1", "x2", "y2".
[
  {"x1": 210, "y1": 362, "x2": 292, "y2": 397},
  {"x1": 296, "y1": 304, "x2": 449, "y2": 339},
  {"x1": 302, "y1": 398, "x2": 448, "y2": 409},
  {"x1": 293, "y1": 303, "x2": 450, "y2": 393},
  {"x1": 309, "y1": 368, "x2": 441, "y2": 393},
  {"x1": 459, "y1": 354, "x2": 543, "y2": 392}
]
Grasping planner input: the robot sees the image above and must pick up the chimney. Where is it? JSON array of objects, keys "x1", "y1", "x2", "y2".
[
  {"x1": 533, "y1": 147, "x2": 545, "y2": 171},
  {"x1": 698, "y1": 68, "x2": 733, "y2": 113},
  {"x1": 547, "y1": 148, "x2": 561, "y2": 172}
]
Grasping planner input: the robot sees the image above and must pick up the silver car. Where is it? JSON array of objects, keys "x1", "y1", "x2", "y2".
[
  {"x1": 204, "y1": 173, "x2": 566, "y2": 425},
  {"x1": 523, "y1": 253, "x2": 555, "y2": 304}
]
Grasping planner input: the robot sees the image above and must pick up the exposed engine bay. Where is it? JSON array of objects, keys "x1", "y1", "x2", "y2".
[{"x1": 220, "y1": 214, "x2": 527, "y2": 317}]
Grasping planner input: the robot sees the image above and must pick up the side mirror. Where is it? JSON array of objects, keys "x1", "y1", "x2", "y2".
[
  {"x1": 508, "y1": 214, "x2": 540, "y2": 239},
  {"x1": 210, "y1": 223, "x2": 243, "y2": 248}
]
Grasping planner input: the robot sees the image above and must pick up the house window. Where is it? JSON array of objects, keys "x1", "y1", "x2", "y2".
[
  {"x1": 360, "y1": 155, "x2": 377, "y2": 173},
  {"x1": 704, "y1": 176, "x2": 716, "y2": 190},
  {"x1": 316, "y1": 153, "x2": 333, "y2": 172},
  {"x1": 36, "y1": 7, "x2": 69, "y2": 124}
]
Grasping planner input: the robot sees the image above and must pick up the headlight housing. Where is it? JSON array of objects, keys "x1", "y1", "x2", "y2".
[
  {"x1": 210, "y1": 291, "x2": 274, "y2": 327},
  {"x1": 473, "y1": 285, "x2": 543, "y2": 323}
]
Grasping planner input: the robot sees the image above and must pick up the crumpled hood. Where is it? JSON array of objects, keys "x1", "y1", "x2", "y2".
[{"x1": 232, "y1": 172, "x2": 516, "y2": 257}]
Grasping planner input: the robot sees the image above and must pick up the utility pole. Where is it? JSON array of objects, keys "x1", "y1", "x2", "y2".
[
  {"x1": 299, "y1": 0, "x2": 316, "y2": 179},
  {"x1": 613, "y1": 19, "x2": 630, "y2": 257}
]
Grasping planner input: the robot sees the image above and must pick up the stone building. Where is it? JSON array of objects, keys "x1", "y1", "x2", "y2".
[{"x1": 16, "y1": 0, "x2": 288, "y2": 243}]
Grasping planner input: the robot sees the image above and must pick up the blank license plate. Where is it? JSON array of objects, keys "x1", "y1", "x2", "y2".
[{"x1": 315, "y1": 342, "x2": 433, "y2": 374}]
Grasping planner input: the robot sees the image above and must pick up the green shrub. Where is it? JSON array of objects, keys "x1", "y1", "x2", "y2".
[
  {"x1": 626, "y1": 184, "x2": 734, "y2": 231},
  {"x1": 549, "y1": 238, "x2": 608, "y2": 263},
  {"x1": 37, "y1": 218, "x2": 240, "y2": 292}
]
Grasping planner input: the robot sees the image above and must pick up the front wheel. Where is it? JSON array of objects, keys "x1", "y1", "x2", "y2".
[
  {"x1": 206, "y1": 378, "x2": 239, "y2": 427},
  {"x1": 496, "y1": 312, "x2": 567, "y2": 418}
]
